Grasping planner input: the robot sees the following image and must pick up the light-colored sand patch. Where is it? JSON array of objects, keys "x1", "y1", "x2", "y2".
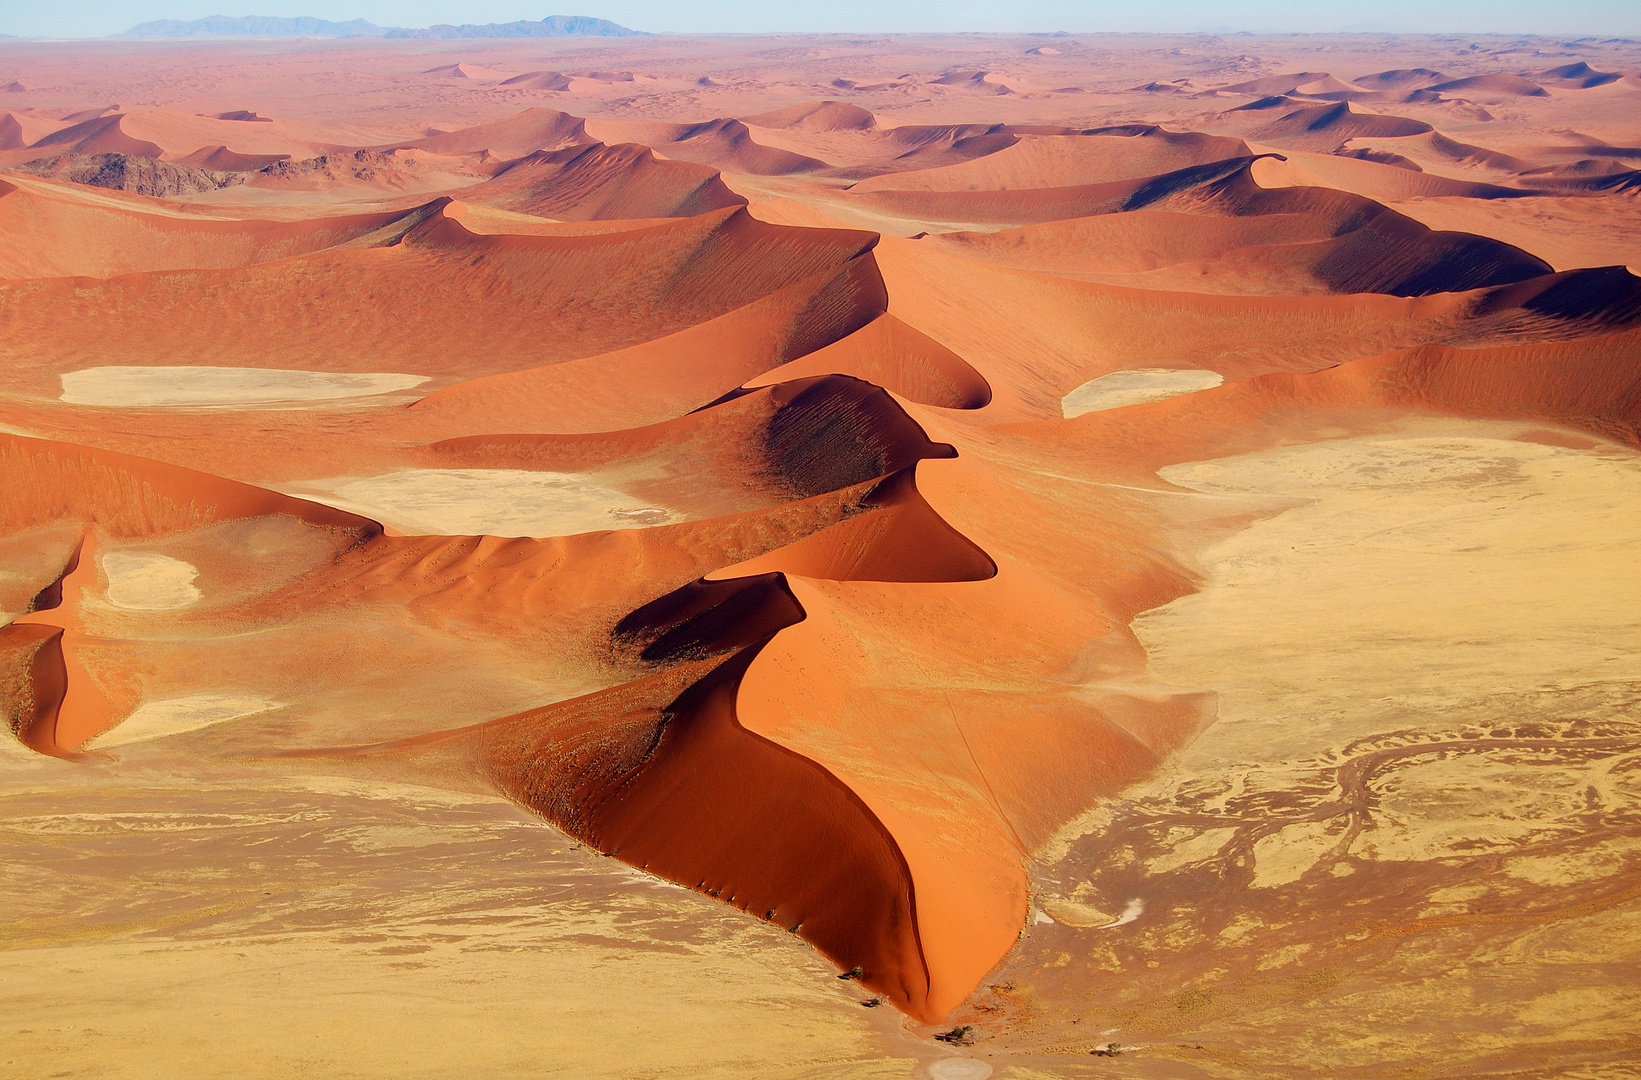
[
  {"x1": 287, "y1": 469, "x2": 675, "y2": 538},
  {"x1": 1038, "y1": 897, "x2": 1116, "y2": 928},
  {"x1": 1137, "y1": 435, "x2": 1641, "y2": 762},
  {"x1": 60, "y1": 366, "x2": 430, "y2": 408},
  {"x1": 85, "y1": 694, "x2": 281, "y2": 748},
  {"x1": 1061, "y1": 369, "x2": 1224, "y2": 417},
  {"x1": 927, "y1": 1059, "x2": 993, "y2": 1080},
  {"x1": 0, "y1": 767, "x2": 919, "y2": 1079},
  {"x1": 1099, "y1": 898, "x2": 1145, "y2": 928},
  {"x1": 100, "y1": 551, "x2": 201, "y2": 610}
]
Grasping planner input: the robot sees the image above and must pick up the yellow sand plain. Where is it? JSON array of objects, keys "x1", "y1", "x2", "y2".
[{"x1": 980, "y1": 422, "x2": 1641, "y2": 1076}]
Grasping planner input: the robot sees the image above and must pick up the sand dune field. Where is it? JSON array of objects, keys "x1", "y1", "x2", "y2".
[{"x1": 1, "y1": 28, "x2": 1638, "y2": 1079}]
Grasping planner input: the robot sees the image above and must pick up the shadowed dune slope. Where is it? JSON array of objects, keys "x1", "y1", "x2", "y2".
[
  {"x1": 1252, "y1": 102, "x2": 1433, "y2": 151},
  {"x1": 859, "y1": 158, "x2": 1550, "y2": 296},
  {"x1": 1147, "y1": 164, "x2": 1554, "y2": 295},
  {"x1": 427, "y1": 374, "x2": 960, "y2": 519},
  {"x1": 473, "y1": 639, "x2": 933, "y2": 1016},
  {"x1": 464, "y1": 142, "x2": 746, "y2": 220}
]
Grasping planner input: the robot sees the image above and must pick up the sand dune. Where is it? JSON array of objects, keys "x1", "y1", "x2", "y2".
[
  {"x1": 466, "y1": 141, "x2": 745, "y2": 220},
  {"x1": 597, "y1": 117, "x2": 830, "y2": 175},
  {"x1": 498, "y1": 70, "x2": 573, "y2": 91},
  {"x1": 850, "y1": 129, "x2": 1250, "y2": 193},
  {"x1": 3, "y1": 32, "x2": 1639, "y2": 1078},
  {"x1": 1427, "y1": 72, "x2": 1550, "y2": 99},
  {"x1": 0, "y1": 205, "x2": 882, "y2": 389},
  {"x1": 1251, "y1": 101, "x2": 1433, "y2": 151},
  {"x1": 0, "y1": 177, "x2": 461, "y2": 279},
  {"x1": 395, "y1": 106, "x2": 588, "y2": 157},
  {"x1": 24, "y1": 113, "x2": 162, "y2": 158},
  {"x1": 745, "y1": 100, "x2": 878, "y2": 132}
]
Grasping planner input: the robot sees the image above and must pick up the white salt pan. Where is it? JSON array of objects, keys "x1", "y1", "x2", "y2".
[
  {"x1": 61, "y1": 366, "x2": 429, "y2": 407},
  {"x1": 101, "y1": 551, "x2": 200, "y2": 610},
  {"x1": 86, "y1": 694, "x2": 281, "y2": 748},
  {"x1": 1061, "y1": 368, "x2": 1223, "y2": 418},
  {"x1": 287, "y1": 469, "x2": 673, "y2": 538}
]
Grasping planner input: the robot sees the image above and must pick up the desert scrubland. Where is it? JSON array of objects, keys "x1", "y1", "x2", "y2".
[{"x1": 1, "y1": 29, "x2": 1639, "y2": 1079}]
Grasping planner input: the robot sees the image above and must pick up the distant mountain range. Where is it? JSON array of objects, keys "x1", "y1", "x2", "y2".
[{"x1": 119, "y1": 15, "x2": 645, "y2": 39}]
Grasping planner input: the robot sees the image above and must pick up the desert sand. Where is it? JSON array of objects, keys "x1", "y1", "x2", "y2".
[{"x1": 1, "y1": 27, "x2": 1638, "y2": 1079}]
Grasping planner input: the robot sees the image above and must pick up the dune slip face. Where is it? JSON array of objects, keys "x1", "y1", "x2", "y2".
[{"x1": 2, "y1": 29, "x2": 1639, "y2": 1080}]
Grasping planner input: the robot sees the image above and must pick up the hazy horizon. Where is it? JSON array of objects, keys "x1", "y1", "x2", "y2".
[{"x1": 3, "y1": 1, "x2": 1640, "y2": 42}]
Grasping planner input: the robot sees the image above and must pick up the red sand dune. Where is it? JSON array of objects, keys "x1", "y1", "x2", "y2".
[
  {"x1": 0, "y1": 204, "x2": 881, "y2": 389},
  {"x1": 394, "y1": 106, "x2": 589, "y2": 157},
  {"x1": 1426, "y1": 72, "x2": 1550, "y2": 98},
  {"x1": 0, "y1": 178, "x2": 440, "y2": 278},
  {"x1": 463, "y1": 141, "x2": 745, "y2": 220},
  {"x1": 604, "y1": 117, "x2": 830, "y2": 175},
  {"x1": 3, "y1": 36, "x2": 1640, "y2": 1067},
  {"x1": 1251, "y1": 101, "x2": 1433, "y2": 151},
  {"x1": 745, "y1": 100, "x2": 878, "y2": 132},
  {"x1": 849, "y1": 128, "x2": 1250, "y2": 192},
  {"x1": 498, "y1": 70, "x2": 573, "y2": 91}
]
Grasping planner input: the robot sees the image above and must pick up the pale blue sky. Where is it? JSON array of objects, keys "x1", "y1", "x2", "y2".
[{"x1": 3, "y1": 0, "x2": 1639, "y2": 41}]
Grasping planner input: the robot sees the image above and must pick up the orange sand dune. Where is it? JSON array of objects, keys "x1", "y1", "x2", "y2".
[
  {"x1": 1249, "y1": 101, "x2": 1432, "y2": 151},
  {"x1": 0, "y1": 433, "x2": 378, "y2": 539},
  {"x1": 1249, "y1": 151, "x2": 1529, "y2": 201},
  {"x1": 0, "y1": 205, "x2": 880, "y2": 390},
  {"x1": 3, "y1": 35, "x2": 1640, "y2": 1075},
  {"x1": 746, "y1": 314, "x2": 991, "y2": 410},
  {"x1": 0, "y1": 176, "x2": 440, "y2": 279},
  {"x1": 591, "y1": 117, "x2": 829, "y2": 175},
  {"x1": 18, "y1": 113, "x2": 161, "y2": 159},
  {"x1": 850, "y1": 128, "x2": 1250, "y2": 193},
  {"x1": 405, "y1": 251, "x2": 887, "y2": 434},
  {"x1": 744, "y1": 100, "x2": 878, "y2": 132},
  {"x1": 498, "y1": 70, "x2": 573, "y2": 91},
  {"x1": 462, "y1": 141, "x2": 745, "y2": 220},
  {"x1": 847, "y1": 155, "x2": 1262, "y2": 226},
  {"x1": 425, "y1": 373, "x2": 963, "y2": 520},
  {"x1": 393, "y1": 106, "x2": 589, "y2": 158},
  {"x1": 6, "y1": 109, "x2": 348, "y2": 165},
  {"x1": 1426, "y1": 72, "x2": 1550, "y2": 100},
  {"x1": 856, "y1": 158, "x2": 1551, "y2": 295}
]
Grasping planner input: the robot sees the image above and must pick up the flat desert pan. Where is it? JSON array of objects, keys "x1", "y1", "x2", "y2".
[
  {"x1": 85, "y1": 694, "x2": 281, "y2": 748},
  {"x1": 59, "y1": 367, "x2": 431, "y2": 407},
  {"x1": 100, "y1": 550, "x2": 201, "y2": 610},
  {"x1": 1138, "y1": 430, "x2": 1641, "y2": 751},
  {"x1": 287, "y1": 469, "x2": 675, "y2": 537},
  {"x1": 1061, "y1": 368, "x2": 1225, "y2": 417}
]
